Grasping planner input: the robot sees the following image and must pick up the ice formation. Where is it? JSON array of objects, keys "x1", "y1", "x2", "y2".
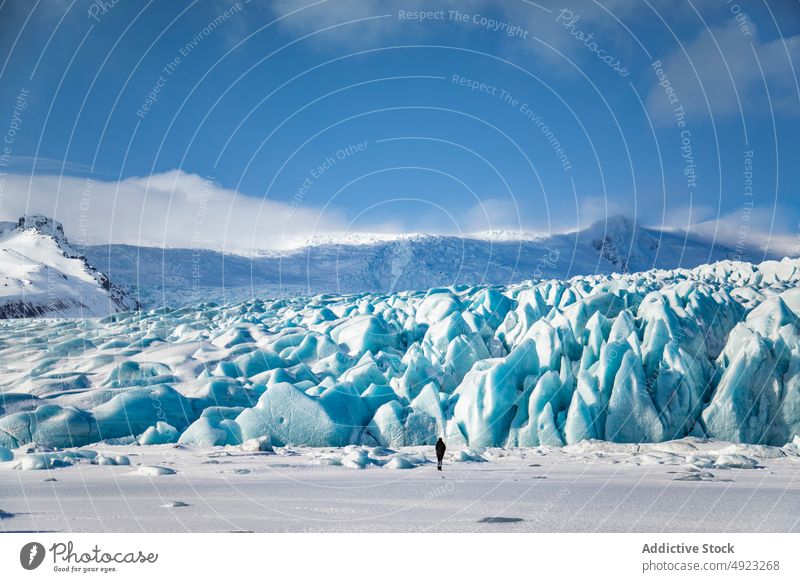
[{"x1": 1, "y1": 257, "x2": 799, "y2": 449}]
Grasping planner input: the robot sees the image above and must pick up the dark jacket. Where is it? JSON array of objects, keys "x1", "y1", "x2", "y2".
[{"x1": 435, "y1": 439, "x2": 446, "y2": 458}]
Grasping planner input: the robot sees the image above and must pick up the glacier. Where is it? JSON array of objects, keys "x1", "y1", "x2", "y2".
[{"x1": 1, "y1": 256, "x2": 800, "y2": 450}]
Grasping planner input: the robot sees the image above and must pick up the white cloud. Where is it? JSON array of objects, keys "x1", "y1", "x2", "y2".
[
  {"x1": 262, "y1": 0, "x2": 431, "y2": 48},
  {"x1": 645, "y1": 203, "x2": 717, "y2": 231},
  {"x1": 259, "y1": 0, "x2": 669, "y2": 69},
  {"x1": 647, "y1": 17, "x2": 800, "y2": 123},
  {"x1": 2, "y1": 170, "x2": 793, "y2": 255},
  {"x1": 572, "y1": 194, "x2": 627, "y2": 229},
  {"x1": 462, "y1": 197, "x2": 522, "y2": 232},
  {"x1": 689, "y1": 205, "x2": 799, "y2": 258},
  {"x1": 0, "y1": 170, "x2": 348, "y2": 250}
]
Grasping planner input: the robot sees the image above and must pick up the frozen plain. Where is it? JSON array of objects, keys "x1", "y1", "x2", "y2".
[{"x1": 1, "y1": 439, "x2": 799, "y2": 533}]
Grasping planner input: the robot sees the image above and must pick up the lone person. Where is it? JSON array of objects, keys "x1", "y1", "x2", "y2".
[{"x1": 435, "y1": 437, "x2": 446, "y2": 471}]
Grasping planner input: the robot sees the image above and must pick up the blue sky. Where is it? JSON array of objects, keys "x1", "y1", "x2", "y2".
[{"x1": 0, "y1": 0, "x2": 798, "y2": 251}]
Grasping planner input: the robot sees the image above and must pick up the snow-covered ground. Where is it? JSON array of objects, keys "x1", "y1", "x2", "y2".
[{"x1": 1, "y1": 439, "x2": 799, "y2": 532}]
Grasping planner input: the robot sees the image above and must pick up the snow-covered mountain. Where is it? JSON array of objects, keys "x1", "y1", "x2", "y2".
[
  {"x1": 85, "y1": 215, "x2": 779, "y2": 308},
  {"x1": 0, "y1": 215, "x2": 138, "y2": 318},
  {"x1": 2, "y1": 214, "x2": 789, "y2": 316}
]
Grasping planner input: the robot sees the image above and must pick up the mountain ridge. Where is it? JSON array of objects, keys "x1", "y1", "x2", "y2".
[
  {"x1": 83, "y1": 215, "x2": 787, "y2": 308},
  {"x1": 0, "y1": 215, "x2": 139, "y2": 318}
]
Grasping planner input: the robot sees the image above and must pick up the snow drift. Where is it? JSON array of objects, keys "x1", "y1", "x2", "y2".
[{"x1": 1, "y1": 256, "x2": 799, "y2": 449}]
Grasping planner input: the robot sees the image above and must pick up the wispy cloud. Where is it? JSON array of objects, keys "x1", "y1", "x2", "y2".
[
  {"x1": 688, "y1": 205, "x2": 799, "y2": 259},
  {"x1": 462, "y1": 197, "x2": 523, "y2": 233},
  {"x1": 647, "y1": 16, "x2": 800, "y2": 123},
  {"x1": 258, "y1": 0, "x2": 675, "y2": 67},
  {"x1": 261, "y1": 0, "x2": 428, "y2": 48}
]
